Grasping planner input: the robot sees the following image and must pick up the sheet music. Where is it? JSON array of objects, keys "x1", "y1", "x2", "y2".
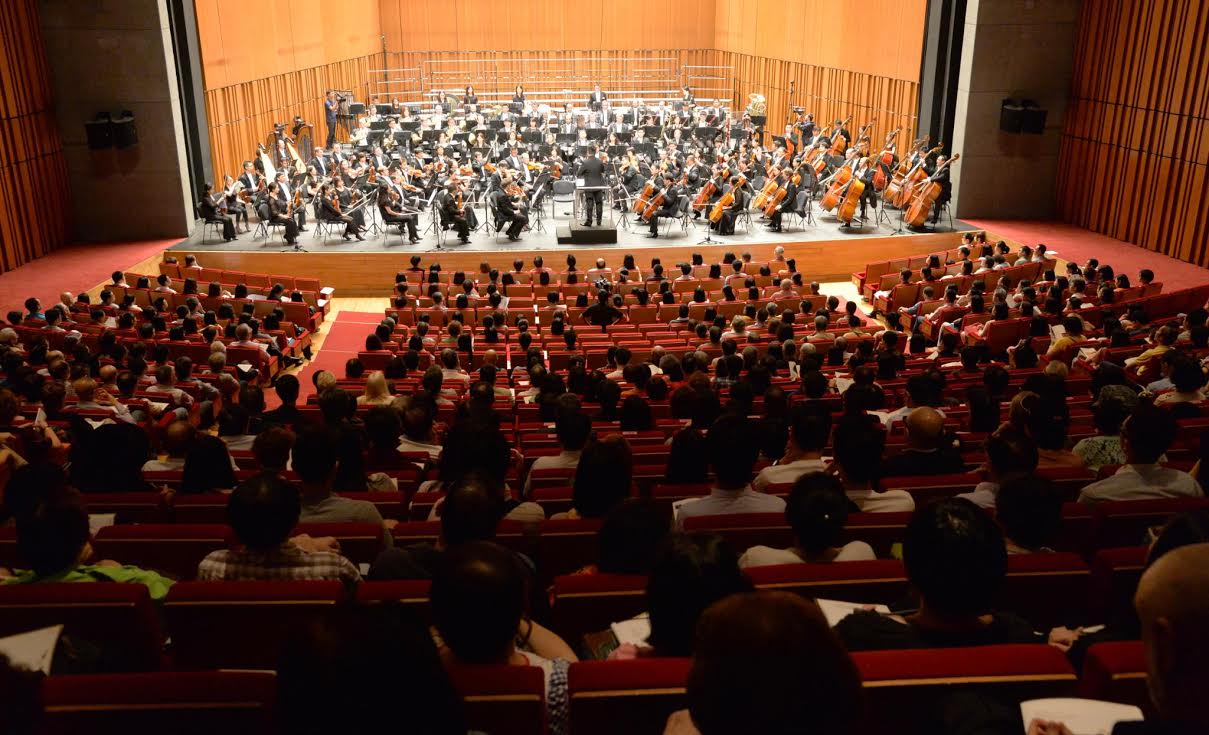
[
  {"x1": 1019, "y1": 699, "x2": 1142, "y2": 735},
  {"x1": 0, "y1": 625, "x2": 63, "y2": 674}
]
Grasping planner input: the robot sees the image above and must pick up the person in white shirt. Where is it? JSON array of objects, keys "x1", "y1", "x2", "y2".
[
  {"x1": 741, "y1": 472, "x2": 876, "y2": 568},
  {"x1": 675, "y1": 415, "x2": 786, "y2": 529},
  {"x1": 438, "y1": 348, "x2": 470, "y2": 385},
  {"x1": 71, "y1": 376, "x2": 136, "y2": 424},
  {"x1": 831, "y1": 417, "x2": 914, "y2": 513},
  {"x1": 1079, "y1": 406, "x2": 1204, "y2": 503},
  {"x1": 145, "y1": 363, "x2": 194, "y2": 409},
  {"x1": 753, "y1": 404, "x2": 830, "y2": 492},
  {"x1": 523, "y1": 410, "x2": 591, "y2": 497},
  {"x1": 872, "y1": 374, "x2": 945, "y2": 428}
]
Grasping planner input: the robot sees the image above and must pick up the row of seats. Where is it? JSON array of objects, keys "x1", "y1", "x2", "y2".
[{"x1": 28, "y1": 640, "x2": 1148, "y2": 735}]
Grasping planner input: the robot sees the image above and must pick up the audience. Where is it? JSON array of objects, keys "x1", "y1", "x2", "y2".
[
  {"x1": 878, "y1": 406, "x2": 964, "y2": 477},
  {"x1": 675, "y1": 414, "x2": 785, "y2": 528},
  {"x1": 751, "y1": 403, "x2": 829, "y2": 491},
  {"x1": 740, "y1": 472, "x2": 876, "y2": 567},
  {"x1": 1079, "y1": 405, "x2": 1204, "y2": 502}
]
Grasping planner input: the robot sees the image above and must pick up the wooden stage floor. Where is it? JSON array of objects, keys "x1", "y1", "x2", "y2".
[{"x1": 169, "y1": 205, "x2": 976, "y2": 295}]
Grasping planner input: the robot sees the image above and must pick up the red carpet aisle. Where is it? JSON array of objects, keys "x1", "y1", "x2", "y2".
[
  {"x1": 294, "y1": 311, "x2": 384, "y2": 400},
  {"x1": 965, "y1": 220, "x2": 1209, "y2": 291},
  {"x1": 0, "y1": 239, "x2": 174, "y2": 312}
]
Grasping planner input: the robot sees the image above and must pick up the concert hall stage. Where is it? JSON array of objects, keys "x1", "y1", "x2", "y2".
[{"x1": 169, "y1": 206, "x2": 975, "y2": 295}]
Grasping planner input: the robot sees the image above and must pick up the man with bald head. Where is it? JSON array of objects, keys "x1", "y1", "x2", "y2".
[
  {"x1": 878, "y1": 406, "x2": 964, "y2": 478},
  {"x1": 1128, "y1": 543, "x2": 1209, "y2": 733}
]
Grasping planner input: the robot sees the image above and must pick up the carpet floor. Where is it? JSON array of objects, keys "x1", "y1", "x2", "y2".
[{"x1": 0, "y1": 239, "x2": 176, "y2": 313}]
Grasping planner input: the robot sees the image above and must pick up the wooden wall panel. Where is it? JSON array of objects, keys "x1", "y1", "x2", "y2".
[
  {"x1": 0, "y1": 0, "x2": 70, "y2": 274},
  {"x1": 1056, "y1": 0, "x2": 1209, "y2": 268}
]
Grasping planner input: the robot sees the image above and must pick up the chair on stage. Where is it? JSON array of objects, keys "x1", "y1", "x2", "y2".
[
  {"x1": 253, "y1": 202, "x2": 286, "y2": 245},
  {"x1": 197, "y1": 206, "x2": 229, "y2": 245},
  {"x1": 785, "y1": 190, "x2": 813, "y2": 232},
  {"x1": 552, "y1": 179, "x2": 576, "y2": 218}
]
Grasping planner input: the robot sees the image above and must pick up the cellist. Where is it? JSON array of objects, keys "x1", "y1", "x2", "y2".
[
  {"x1": 713, "y1": 176, "x2": 746, "y2": 236},
  {"x1": 922, "y1": 154, "x2": 953, "y2": 225},
  {"x1": 766, "y1": 168, "x2": 798, "y2": 233}
]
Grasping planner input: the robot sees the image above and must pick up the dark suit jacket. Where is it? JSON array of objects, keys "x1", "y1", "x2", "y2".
[
  {"x1": 576, "y1": 157, "x2": 606, "y2": 187},
  {"x1": 877, "y1": 446, "x2": 965, "y2": 479}
]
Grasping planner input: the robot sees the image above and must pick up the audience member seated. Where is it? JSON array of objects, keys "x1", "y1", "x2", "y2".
[
  {"x1": 835, "y1": 498, "x2": 1037, "y2": 651},
  {"x1": 1073, "y1": 385, "x2": 1136, "y2": 471},
  {"x1": 180, "y1": 433, "x2": 238, "y2": 493},
  {"x1": 1079, "y1": 405, "x2": 1204, "y2": 503},
  {"x1": 397, "y1": 402, "x2": 442, "y2": 460},
  {"x1": 292, "y1": 427, "x2": 394, "y2": 545},
  {"x1": 675, "y1": 415, "x2": 785, "y2": 528},
  {"x1": 524, "y1": 409, "x2": 591, "y2": 496},
  {"x1": 751, "y1": 403, "x2": 829, "y2": 491},
  {"x1": 197, "y1": 474, "x2": 360, "y2": 584},
  {"x1": 831, "y1": 417, "x2": 915, "y2": 512},
  {"x1": 740, "y1": 472, "x2": 876, "y2": 568},
  {"x1": 995, "y1": 476, "x2": 1063, "y2": 554},
  {"x1": 430, "y1": 541, "x2": 577, "y2": 735},
  {"x1": 958, "y1": 426, "x2": 1039, "y2": 509},
  {"x1": 592, "y1": 532, "x2": 751, "y2": 660},
  {"x1": 2, "y1": 491, "x2": 173, "y2": 600},
  {"x1": 552, "y1": 434, "x2": 633, "y2": 520},
  {"x1": 142, "y1": 420, "x2": 193, "y2": 473},
  {"x1": 878, "y1": 406, "x2": 964, "y2": 477},
  {"x1": 663, "y1": 591, "x2": 862, "y2": 735}
]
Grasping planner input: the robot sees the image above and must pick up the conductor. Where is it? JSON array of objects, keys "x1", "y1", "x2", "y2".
[{"x1": 576, "y1": 145, "x2": 606, "y2": 227}]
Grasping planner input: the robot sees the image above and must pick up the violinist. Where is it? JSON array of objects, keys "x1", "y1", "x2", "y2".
[
  {"x1": 266, "y1": 181, "x2": 300, "y2": 245},
  {"x1": 714, "y1": 175, "x2": 746, "y2": 236},
  {"x1": 332, "y1": 177, "x2": 366, "y2": 234},
  {"x1": 379, "y1": 186, "x2": 420, "y2": 243},
  {"x1": 318, "y1": 183, "x2": 362, "y2": 241},
  {"x1": 766, "y1": 169, "x2": 798, "y2": 233},
  {"x1": 680, "y1": 86, "x2": 695, "y2": 107},
  {"x1": 370, "y1": 145, "x2": 390, "y2": 170},
  {"x1": 199, "y1": 182, "x2": 238, "y2": 242},
  {"x1": 309, "y1": 147, "x2": 330, "y2": 177},
  {"x1": 222, "y1": 174, "x2": 250, "y2": 233},
  {"x1": 646, "y1": 174, "x2": 682, "y2": 239},
  {"x1": 274, "y1": 172, "x2": 307, "y2": 231},
  {"x1": 492, "y1": 186, "x2": 528, "y2": 242},
  {"x1": 441, "y1": 182, "x2": 471, "y2": 244}
]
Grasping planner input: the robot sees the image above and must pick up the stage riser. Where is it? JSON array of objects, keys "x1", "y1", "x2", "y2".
[
  {"x1": 169, "y1": 230, "x2": 972, "y2": 296},
  {"x1": 556, "y1": 224, "x2": 619, "y2": 245}
]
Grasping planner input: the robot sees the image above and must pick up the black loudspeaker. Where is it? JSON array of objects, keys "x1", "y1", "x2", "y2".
[
  {"x1": 999, "y1": 99, "x2": 1024, "y2": 133},
  {"x1": 1021, "y1": 106, "x2": 1047, "y2": 134},
  {"x1": 85, "y1": 112, "x2": 113, "y2": 149},
  {"x1": 112, "y1": 110, "x2": 138, "y2": 148}
]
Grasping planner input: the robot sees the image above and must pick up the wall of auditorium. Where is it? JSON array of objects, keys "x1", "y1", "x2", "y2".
[
  {"x1": 712, "y1": 0, "x2": 927, "y2": 143},
  {"x1": 1057, "y1": 0, "x2": 1209, "y2": 268},
  {"x1": 38, "y1": 0, "x2": 195, "y2": 241},
  {"x1": 0, "y1": 0, "x2": 71, "y2": 274},
  {"x1": 195, "y1": 0, "x2": 382, "y2": 178},
  {"x1": 949, "y1": 0, "x2": 1080, "y2": 220}
]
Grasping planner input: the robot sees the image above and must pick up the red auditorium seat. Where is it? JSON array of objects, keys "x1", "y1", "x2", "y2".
[
  {"x1": 355, "y1": 579, "x2": 432, "y2": 620},
  {"x1": 682, "y1": 511, "x2": 914, "y2": 558},
  {"x1": 82, "y1": 492, "x2": 167, "y2": 523},
  {"x1": 0, "y1": 583, "x2": 162, "y2": 671},
  {"x1": 294, "y1": 522, "x2": 384, "y2": 564},
  {"x1": 448, "y1": 664, "x2": 547, "y2": 735},
  {"x1": 568, "y1": 658, "x2": 693, "y2": 735},
  {"x1": 1089, "y1": 546, "x2": 1148, "y2": 626},
  {"x1": 0, "y1": 525, "x2": 18, "y2": 569},
  {"x1": 536, "y1": 518, "x2": 605, "y2": 583},
  {"x1": 39, "y1": 671, "x2": 276, "y2": 735},
  {"x1": 171, "y1": 493, "x2": 232, "y2": 523},
  {"x1": 998, "y1": 552, "x2": 1090, "y2": 629},
  {"x1": 745, "y1": 560, "x2": 909, "y2": 604},
  {"x1": 164, "y1": 581, "x2": 344, "y2": 669},
  {"x1": 878, "y1": 473, "x2": 980, "y2": 504},
  {"x1": 91, "y1": 524, "x2": 231, "y2": 580},
  {"x1": 1091, "y1": 497, "x2": 1209, "y2": 550},
  {"x1": 1079, "y1": 641, "x2": 1150, "y2": 715},
  {"x1": 550, "y1": 573, "x2": 647, "y2": 643},
  {"x1": 855, "y1": 644, "x2": 1077, "y2": 734}
]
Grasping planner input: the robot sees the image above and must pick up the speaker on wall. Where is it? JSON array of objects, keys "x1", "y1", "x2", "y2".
[
  {"x1": 1000, "y1": 99, "x2": 1047, "y2": 135},
  {"x1": 84, "y1": 112, "x2": 113, "y2": 149},
  {"x1": 113, "y1": 110, "x2": 138, "y2": 148}
]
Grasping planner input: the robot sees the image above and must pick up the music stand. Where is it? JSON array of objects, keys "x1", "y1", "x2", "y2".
[
  {"x1": 374, "y1": 104, "x2": 393, "y2": 116},
  {"x1": 586, "y1": 127, "x2": 606, "y2": 141}
]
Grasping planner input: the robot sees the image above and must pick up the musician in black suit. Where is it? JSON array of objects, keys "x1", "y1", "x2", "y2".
[
  {"x1": 239, "y1": 162, "x2": 264, "y2": 205},
  {"x1": 274, "y1": 172, "x2": 307, "y2": 230},
  {"x1": 576, "y1": 146, "x2": 606, "y2": 227},
  {"x1": 266, "y1": 182, "x2": 300, "y2": 245},
  {"x1": 309, "y1": 148, "x2": 330, "y2": 177},
  {"x1": 711, "y1": 177, "x2": 746, "y2": 236},
  {"x1": 857, "y1": 157, "x2": 879, "y2": 221},
  {"x1": 199, "y1": 182, "x2": 237, "y2": 241},
  {"x1": 442, "y1": 183, "x2": 471, "y2": 243},
  {"x1": 493, "y1": 189, "x2": 528, "y2": 241},
  {"x1": 830, "y1": 119, "x2": 852, "y2": 147},
  {"x1": 369, "y1": 146, "x2": 390, "y2": 170},
  {"x1": 925, "y1": 155, "x2": 952, "y2": 224},
  {"x1": 512, "y1": 85, "x2": 526, "y2": 107},
  {"x1": 588, "y1": 84, "x2": 607, "y2": 112},
  {"x1": 646, "y1": 175, "x2": 681, "y2": 238},
  {"x1": 767, "y1": 172, "x2": 798, "y2": 233},
  {"x1": 379, "y1": 186, "x2": 419, "y2": 243},
  {"x1": 463, "y1": 85, "x2": 479, "y2": 107},
  {"x1": 318, "y1": 183, "x2": 362, "y2": 241}
]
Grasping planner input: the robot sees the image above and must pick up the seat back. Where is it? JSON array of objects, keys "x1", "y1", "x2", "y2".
[
  {"x1": 746, "y1": 560, "x2": 909, "y2": 604},
  {"x1": 878, "y1": 472, "x2": 980, "y2": 504},
  {"x1": 448, "y1": 665, "x2": 547, "y2": 735},
  {"x1": 40, "y1": 671, "x2": 276, "y2": 735},
  {"x1": 550, "y1": 573, "x2": 647, "y2": 643},
  {"x1": 568, "y1": 659, "x2": 692, "y2": 735},
  {"x1": 855, "y1": 644, "x2": 1077, "y2": 734},
  {"x1": 1092, "y1": 497, "x2": 1209, "y2": 550},
  {"x1": 354, "y1": 579, "x2": 432, "y2": 621},
  {"x1": 92, "y1": 524, "x2": 231, "y2": 581},
  {"x1": 165, "y1": 581, "x2": 344, "y2": 669},
  {"x1": 535, "y1": 518, "x2": 604, "y2": 584},
  {"x1": 999, "y1": 552, "x2": 1090, "y2": 629},
  {"x1": 1079, "y1": 641, "x2": 1150, "y2": 716},
  {"x1": 1089, "y1": 546, "x2": 1147, "y2": 627},
  {"x1": 0, "y1": 583, "x2": 162, "y2": 671}
]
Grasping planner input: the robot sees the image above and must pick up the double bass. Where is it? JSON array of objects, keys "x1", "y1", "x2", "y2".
[
  {"x1": 828, "y1": 115, "x2": 854, "y2": 155},
  {"x1": 709, "y1": 174, "x2": 747, "y2": 223},
  {"x1": 885, "y1": 144, "x2": 942, "y2": 208},
  {"x1": 819, "y1": 156, "x2": 859, "y2": 212},
  {"x1": 905, "y1": 154, "x2": 959, "y2": 227},
  {"x1": 870, "y1": 128, "x2": 902, "y2": 192},
  {"x1": 835, "y1": 158, "x2": 869, "y2": 225},
  {"x1": 751, "y1": 167, "x2": 781, "y2": 211}
]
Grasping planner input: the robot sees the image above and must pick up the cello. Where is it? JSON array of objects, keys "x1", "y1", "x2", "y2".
[
  {"x1": 633, "y1": 180, "x2": 656, "y2": 214},
  {"x1": 871, "y1": 128, "x2": 901, "y2": 192},
  {"x1": 752, "y1": 167, "x2": 781, "y2": 211},
  {"x1": 905, "y1": 154, "x2": 959, "y2": 227},
  {"x1": 828, "y1": 115, "x2": 854, "y2": 155},
  {"x1": 765, "y1": 159, "x2": 805, "y2": 216},
  {"x1": 709, "y1": 173, "x2": 747, "y2": 223},
  {"x1": 818, "y1": 156, "x2": 858, "y2": 212},
  {"x1": 835, "y1": 158, "x2": 869, "y2": 225},
  {"x1": 641, "y1": 184, "x2": 668, "y2": 221}
]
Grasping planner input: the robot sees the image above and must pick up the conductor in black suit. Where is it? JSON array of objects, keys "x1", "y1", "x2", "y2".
[
  {"x1": 576, "y1": 146, "x2": 606, "y2": 227},
  {"x1": 589, "y1": 84, "x2": 607, "y2": 112}
]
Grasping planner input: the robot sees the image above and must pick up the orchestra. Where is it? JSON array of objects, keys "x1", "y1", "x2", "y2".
[{"x1": 211, "y1": 83, "x2": 956, "y2": 247}]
